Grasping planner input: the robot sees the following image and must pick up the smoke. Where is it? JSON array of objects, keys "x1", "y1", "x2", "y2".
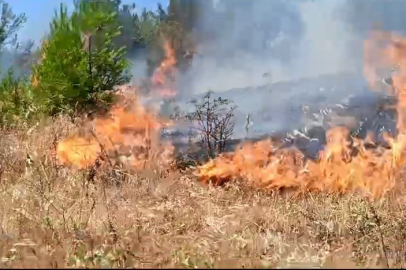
[
  {"x1": 128, "y1": 47, "x2": 149, "y2": 85},
  {"x1": 291, "y1": 0, "x2": 360, "y2": 78},
  {"x1": 0, "y1": 40, "x2": 35, "y2": 80},
  {"x1": 126, "y1": 0, "x2": 406, "y2": 97},
  {"x1": 178, "y1": 0, "x2": 365, "y2": 96},
  {"x1": 170, "y1": 0, "x2": 406, "y2": 139}
]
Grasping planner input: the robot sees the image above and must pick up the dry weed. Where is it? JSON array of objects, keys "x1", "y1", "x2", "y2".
[{"x1": 0, "y1": 117, "x2": 406, "y2": 268}]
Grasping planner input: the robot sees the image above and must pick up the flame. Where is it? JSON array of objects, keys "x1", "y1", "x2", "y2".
[
  {"x1": 56, "y1": 40, "x2": 179, "y2": 171},
  {"x1": 195, "y1": 30, "x2": 406, "y2": 198},
  {"x1": 57, "y1": 87, "x2": 174, "y2": 170},
  {"x1": 31, "y1": 74, "x2": 39, "y2": 87},
  {"x1": 31, "y1": 40, "x2": 50, "y2": 88},
  {"x1": 151, "y1": 40, "x2": 178, "y2": 98}
]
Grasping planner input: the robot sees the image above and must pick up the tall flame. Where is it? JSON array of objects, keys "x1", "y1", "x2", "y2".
[
  {"x1": 151, "y1": 40, "x2": 178, "y2": 98},
  {"x1": 57, "y1": 40, "x2": 179, "y2": 170},
  {"x1": 195, "y1": 30, "x2": 406, "y2": 198}
]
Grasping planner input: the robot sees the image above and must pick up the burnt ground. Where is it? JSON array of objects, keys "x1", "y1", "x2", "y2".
[{"x1": 160, "y1": 72, "x2": 398, "y2": 162}]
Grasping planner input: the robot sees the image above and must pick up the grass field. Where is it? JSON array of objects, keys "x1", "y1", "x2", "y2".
[{"x1": 0, "y1": 116, "x2": 406, "y2": 269}]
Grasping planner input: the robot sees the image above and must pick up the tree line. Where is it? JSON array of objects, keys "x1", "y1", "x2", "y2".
[
  {"x1": 0, "y1": 0, "x2": 197, "y2": 124},
  {"x1": 0, "y1": 0, "x2": 405, "y2": 127}
]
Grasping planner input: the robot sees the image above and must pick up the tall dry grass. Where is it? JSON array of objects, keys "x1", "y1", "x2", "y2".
[{"x1": 0, "y1": 117, "x2": 406, "y2": 268}]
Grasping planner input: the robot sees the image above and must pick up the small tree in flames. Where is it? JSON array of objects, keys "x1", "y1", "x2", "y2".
[{"x1": 186, "y1": 91, "x2": 236, "y2": 159}]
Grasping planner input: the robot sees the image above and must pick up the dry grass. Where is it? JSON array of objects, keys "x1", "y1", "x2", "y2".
[{"x1": 1, "y1": 117, "x2": 406, "y2": 268}]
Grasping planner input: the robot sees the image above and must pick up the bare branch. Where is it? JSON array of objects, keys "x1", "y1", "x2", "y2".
[{"x1": 182, "y1": 91, "x2": 236, "y2": 158}]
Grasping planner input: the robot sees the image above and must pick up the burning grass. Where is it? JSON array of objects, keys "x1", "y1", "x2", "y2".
[
  {"x1": 56, "y1": 89, "x2": 175, "y2": 171},
  {"x1": 196, "y1": 30, "x2": 406, "y2": 199},
  {"x1": 56, "y1": 30, "x2": 406, "y2": 200},
  {"x1": 2, "y1": 122, "x2": 406, "y2": 268},
  {"x1": 3, "y1": 31, "x2": 406, "y2": 268}
]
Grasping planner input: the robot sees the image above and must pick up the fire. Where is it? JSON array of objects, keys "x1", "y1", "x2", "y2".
[
  {"x1": 57, "y1": 137, "x2": 101, "y2": 169},
  {"x1": 31, "y1": 74, "x2": 39, "y2": 87},
  {"x1": 195, "y1": 30, "x2": 406, "y2": 198},
  {"x1": 56, "y1": 39, "x2": 179, "y2": 171},
  {"x1": 151, "y1": 40, "x2": 178, "y2": 98},
  {"x1": 57, "y1": 87, "x2": 174, "y2": 170}
]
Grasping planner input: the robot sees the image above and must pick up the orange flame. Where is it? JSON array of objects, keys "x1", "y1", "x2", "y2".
[
  {"x1": 151, "y1": 40, "x2": 178, "y2": 98},
  {"x1": 31, "y1": 74, "x2": 39, "y2": 87},
  {"x1": 56, "y1": 40, "x2": 180, "y2": 171},
  {"x1": 195, "y1": 30, "x2": 406, "y2": 198},
  {"x1": 57, "y1": 87, "x2": 174, "y2": 170}
]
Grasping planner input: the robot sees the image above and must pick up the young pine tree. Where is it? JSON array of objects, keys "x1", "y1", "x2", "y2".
[{"x1": 32, "y1": 1, "x2": 131, "y2": 116}]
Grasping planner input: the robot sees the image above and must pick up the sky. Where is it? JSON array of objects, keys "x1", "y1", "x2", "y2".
[{"x1": 12, "y1": 0, "x2": 167, "y2": 45}]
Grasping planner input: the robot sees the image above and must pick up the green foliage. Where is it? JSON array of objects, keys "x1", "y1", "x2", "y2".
[
  {"x1": 33, "y1": 1, "x2": 131, "y2": 116},
  {"x1": 0, "y1": 0, "x2": 26, "y2": 48},
  {"x1": 0, "y1": 68, "x2": 36, "y2": 127},
  {"x1": 133, "y1": 8, "x2": 161, "y2": 46},
  {"x1": 0, "y1": 0, "x2": 201, "y2": 125},
  {"x1": 0, "y1": 1, "x2": 37, "y2": 127}
]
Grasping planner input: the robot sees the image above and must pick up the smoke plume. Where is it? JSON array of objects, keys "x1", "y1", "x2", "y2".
[
  {"x1": 166, "y1": 0, "x2": 406, "y2": 139},
  {"x1": 179, "y1": 0, "x2": 364, "y2": 95}
]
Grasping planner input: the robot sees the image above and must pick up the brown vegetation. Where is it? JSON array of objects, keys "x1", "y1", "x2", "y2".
[{"x1": 1, "y1": 120, "x2": 406, "y2": 268}]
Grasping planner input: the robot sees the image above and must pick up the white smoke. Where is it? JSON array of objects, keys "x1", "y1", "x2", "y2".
[{"x1": 179, "y1": 0, "x2": 364, "y2": 95}]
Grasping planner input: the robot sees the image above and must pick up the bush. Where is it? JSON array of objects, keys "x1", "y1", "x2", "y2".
[{"x1": 186, "y1": 91, "x2": 236, "y2": 159}]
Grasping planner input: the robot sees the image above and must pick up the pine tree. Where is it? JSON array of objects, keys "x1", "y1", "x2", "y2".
[{"x1": 32, "y1": 0, "x2": 130, "y2": 116}]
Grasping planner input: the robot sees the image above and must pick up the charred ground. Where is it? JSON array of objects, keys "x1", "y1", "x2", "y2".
[{"x1": 167, "y1": 72, "x2": 398, "y2": 163}]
